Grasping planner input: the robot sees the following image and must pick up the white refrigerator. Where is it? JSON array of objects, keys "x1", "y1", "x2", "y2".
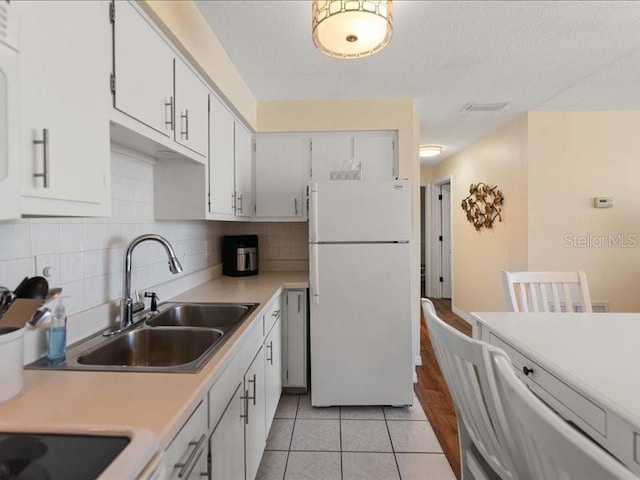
[{"x1": 309, "y1": 180, "x2": 414, "y2": 406}]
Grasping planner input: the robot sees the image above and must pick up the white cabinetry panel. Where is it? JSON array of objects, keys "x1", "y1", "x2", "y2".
[
  {"x1": 244, "y1": 347, "x2": 266, "y2": 480},
  {"x1": 355, "y1": 133, "x2": 396, "y2": 179},
  {"x1": 18, "y1": 0, "x2": 111, "y2": 215},
  {"x1": 234, "y1": 123, "x2": 253, "y2": 218},
  {"x1": 210, "y1": 383, "x2": 245, "y2": 480},
  {"x1": 174, "y1": 57, "x2": 209, "y2": 156},
  {"x1": 209, "y1": 94, "x2": 235, "y2": 216},
  {"x1": 310, "y1": 134, "x2": 354, "y2": 181},
  {"x1": 284, "y1": 290, "x2": 307, "y2": 389},
  {"x1": 114, "y1": 0, "x2": 174, "y2": 137},
  {"x1": 311, "y1": 132, "x2": 396, "y2": 181},
  {"x1": 264, "y1": 318, "x2": 282, "y2": 434},
  {"x1": 255, "y1": 136, "x2": 309, "y2": 219},
  {"x1": 164, "y1": 401, "x2": 207, "y2": 480}
]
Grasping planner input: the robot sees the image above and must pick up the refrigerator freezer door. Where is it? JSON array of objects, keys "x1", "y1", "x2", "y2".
[
  {"x1": 309, "y1": 180, "x2": 411, "y2": 243},
  {"x1": 310, "y1": 243, "x2": 414, "y2": 406}
]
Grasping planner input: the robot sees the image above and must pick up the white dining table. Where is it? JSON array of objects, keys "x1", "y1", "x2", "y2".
[{"x1": 472, "y1": 311, "x2": 640, "y2": 477}]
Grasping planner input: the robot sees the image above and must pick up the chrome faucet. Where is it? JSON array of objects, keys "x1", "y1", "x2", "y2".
[{"x1": 118, "y1": 234, "x2": 182, "y2": 330}]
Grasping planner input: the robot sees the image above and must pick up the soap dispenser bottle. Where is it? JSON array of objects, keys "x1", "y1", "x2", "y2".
[{"x1": 47, "y1": 298, "x2": 67, "y2": 365}]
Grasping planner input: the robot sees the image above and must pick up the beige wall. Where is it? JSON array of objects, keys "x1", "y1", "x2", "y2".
[
  {"x1": 527, "y1": 111, "x2": 640, "y2": 312},
  {"x1": 140, "y1": 1, "x2": 257, "y2": 129},
  {"x1": 258, "y1": 98, "x2": 422, "y2": 362},
  {"x1": 420, "y1": 165, "x2": 433, "y2": 184},
  {"x1": 433, "y1": 115, "x2": 529, "y2": 316}
]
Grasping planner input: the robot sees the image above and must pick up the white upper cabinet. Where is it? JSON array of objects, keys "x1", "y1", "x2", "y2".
[
  {"x1": 208, "y1": 94, "x2": 253, "y2": 219},
  {"x1": 17, "y1": 0, "x2": 111, "y2": 216},
  {"x1": 311, "y1": 132, "x2": 397, "y2": 181},
  {"x1": 234, "y1": 122, "x2": 253, "y2": 218},
  {"x1": 174, "y1": 58, "x2": 209, "y2": 157},
  {"x1": 113, "y1": 0, "x2": 174, "y2": 138},
  {"x1": 209, "y1": 94, "x2": 235, "y2": 216},
  {"x1": 0, "y1": 1, "x2": 18, "y2": 52},
  {"x1": 255, "y1": 136, "x2": 309, "y2": 220}
]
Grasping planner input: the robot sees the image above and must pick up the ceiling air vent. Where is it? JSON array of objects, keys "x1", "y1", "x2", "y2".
[{"x1": 460, "y1": 102, "x2": 509, "y2": 112}]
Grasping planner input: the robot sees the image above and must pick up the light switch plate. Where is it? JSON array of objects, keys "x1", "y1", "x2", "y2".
[{"x1": 35, "y1": 253, "x2": 60, "y2": 285}]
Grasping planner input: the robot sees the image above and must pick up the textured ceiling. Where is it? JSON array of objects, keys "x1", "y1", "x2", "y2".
[{"x1": 196, "y1": 1, "x2": 640, "y2": 165}]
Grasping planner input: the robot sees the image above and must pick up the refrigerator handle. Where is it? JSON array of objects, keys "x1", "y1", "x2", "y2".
[
  {"x1": 310, "y1": 244, "x2": 320, "y2": 304},
  {"x1": 309, "y1": 186, "x2": 318, "y2": 243}
]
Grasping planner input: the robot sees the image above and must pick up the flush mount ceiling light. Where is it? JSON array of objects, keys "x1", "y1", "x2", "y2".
[
  {"x1": 419, "y1": 145, "x2": 444, "y2": 158},
  {"x1": 312, "y1": 0, "x2": 393, "y2": 59}
]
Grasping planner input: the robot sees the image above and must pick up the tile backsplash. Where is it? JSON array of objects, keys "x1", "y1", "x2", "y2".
[{"x1": 0, "y1": 146, "x2": 308, "y2": 316}]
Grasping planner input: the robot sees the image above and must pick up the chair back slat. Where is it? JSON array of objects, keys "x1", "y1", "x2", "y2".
[
  {"x1": 518, "y1": 283, "x2": 528, "y2": 312},
  {"x1": 530, "y1": 283, "x2": 539, "y2": 312},
  {"x1": 504, "y1": 271, "x2": 592, "y2": 313},
  {"x1": 422, "y1": 299, "x2": 516, "y2": 480},
  {"x1": 539, "y1": 283, "x2": 549, "y2": 312},
  {"x1": 490, "y1": 352, "x2": 635, "y2": 480},
  {"x1": 551, "y1": 283, "x2": 562, "y2": 312}
]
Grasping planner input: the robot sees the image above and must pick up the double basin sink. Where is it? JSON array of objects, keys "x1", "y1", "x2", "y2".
[{"x1": 28, "y1": 303, "x2": 259, "y2": 373}]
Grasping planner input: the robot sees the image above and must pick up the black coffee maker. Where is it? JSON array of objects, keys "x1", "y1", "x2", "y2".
[{"x1": 223, "y1": 235, "x2": 259, "y2": 277}]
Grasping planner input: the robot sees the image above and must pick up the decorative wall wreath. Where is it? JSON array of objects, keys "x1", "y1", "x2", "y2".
[{"x1": 461, "y1": 183, "x2": 504, "y2": 231}]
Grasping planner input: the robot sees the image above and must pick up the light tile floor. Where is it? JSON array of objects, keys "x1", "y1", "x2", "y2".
[{"x1": 256, "y1": 394, "x2": 456, "y2": 480}]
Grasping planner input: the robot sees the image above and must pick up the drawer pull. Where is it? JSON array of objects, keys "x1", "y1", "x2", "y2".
[
  {"x1": 33, "y1": 128, "x2": 50, "y2": 188},
  {"x1": 247, "y1": 373, "x2": 257, "y2": 405},
  {"x1": 181, "y1": 109, "x2": 189, "y2": 140},
  {"x1": 272, "y1": 309, "x2": 280, "y2": 318},
  {"x1": 165, "y1": 96, "x2": 174, "y2": 131},
  {"x1": 240, "y1": 389, "x2": 250, "y2": 425},
  {"x1": 523, "y1": 366, "x2": 534, "y2": 376},
  {"x1": 267, "y1": 341, "x2": 273, "y2": 364},
  {"x1": 175, "y1": 433, "x2": 206, "y2": 478}
]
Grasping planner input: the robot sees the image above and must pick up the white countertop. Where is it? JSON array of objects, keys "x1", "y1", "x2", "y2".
[
  {"x1": 471, "y1": 312, "x2": 640, "y2": 429},
  {"x1": 0, "y1": 272, "x2": 308, "y2": 451}
]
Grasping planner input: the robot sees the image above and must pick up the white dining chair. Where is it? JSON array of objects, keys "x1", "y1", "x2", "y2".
[
  {"x1": 503, "y1": 271, "x2": 592, "y2": 313},
  {"x1": 421, "y1": 298, "x2": 517, "y2": 480},
  {"x1": 490, "y1": 350, "x2": 635, "y2": 480}
]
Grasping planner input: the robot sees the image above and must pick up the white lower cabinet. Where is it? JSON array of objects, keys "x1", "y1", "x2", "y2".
[
  {"x1": 264, "y1": 318, "x2": 282, "y2": 434},
  {"x1": 244, "y1": 346, "x2": 266, "y2": 480},
  {"x1": 210, "y1": 382, "x2": 245, "y2": 480},
  {"x1": 164, "y1": 401, "x2": 208, "y2": 480},
  {"x1": 283, "y1": 290, "x2": 308, "y2": 390}
]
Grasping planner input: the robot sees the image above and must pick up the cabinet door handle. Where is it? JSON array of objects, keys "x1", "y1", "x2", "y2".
[
  {"x1": 175, "y1": 433, "x2": 206, "y2": 478},
  {"x1": 33, "y1": 128, "x2": 50, "y2": 188},
  {"x1": 522, "y1": 366, "x2": 534, "y2": 377},
  {"x1": 298, "y1": 293, "x2": 301, "y2": 313},
  {"x1": 237, "y1": 194, "x2": 243, "y2": 213},
  {"x1": 240, "y1": 389, "x2": 250, "y2": 425},
  {"x1": 247, "y1": 373, "x2": 257, "y2": 405},
  {"x1": 294, "y1": 197, "x2": 298, "y2": 215},
  {"x1": 165, "y1": 96, "x2": 174, "y2": 131},
  {"x1": 181, "y1": 110, "x2": 189, "y2": 140},
  {"x1": 232, "y1": 192, "x2": 236, "y2": 212},
  {"x1": 267, "y1": 341, "x2": 273, "y2": 365}
]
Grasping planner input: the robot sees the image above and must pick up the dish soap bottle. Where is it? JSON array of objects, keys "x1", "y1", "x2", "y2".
[{"x1": 47, "y1": 298, "x2": 67, "y2": 365}]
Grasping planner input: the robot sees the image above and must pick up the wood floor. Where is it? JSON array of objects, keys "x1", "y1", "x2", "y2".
[{"x1": 414, "y1": 298, "x2": 470, "y2": 480}]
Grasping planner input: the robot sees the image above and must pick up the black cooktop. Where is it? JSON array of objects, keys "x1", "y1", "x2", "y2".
[{"x1": 0, "y1": 433, "x2": 130, "y2": 480}]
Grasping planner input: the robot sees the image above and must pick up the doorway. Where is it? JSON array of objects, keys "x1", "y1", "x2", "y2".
[{"x1": 426, "y1": 178, "x2": 452, "y2": 300}]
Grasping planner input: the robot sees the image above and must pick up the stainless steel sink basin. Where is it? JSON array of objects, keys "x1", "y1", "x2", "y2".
[
  {"x1": 77, "y1": 328, "x2": 223, "y2": 369},
  {"x1": 146, "y1": 302, "x2": 258, "y2": 330},
  {"x1": 26, "y1": 301, "x2": 260, "y2": 373}
]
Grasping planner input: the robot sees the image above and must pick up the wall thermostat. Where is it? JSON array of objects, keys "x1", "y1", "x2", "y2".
[{"x1": 593, "y1": 197, "x2": 614, "y2": 208}]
